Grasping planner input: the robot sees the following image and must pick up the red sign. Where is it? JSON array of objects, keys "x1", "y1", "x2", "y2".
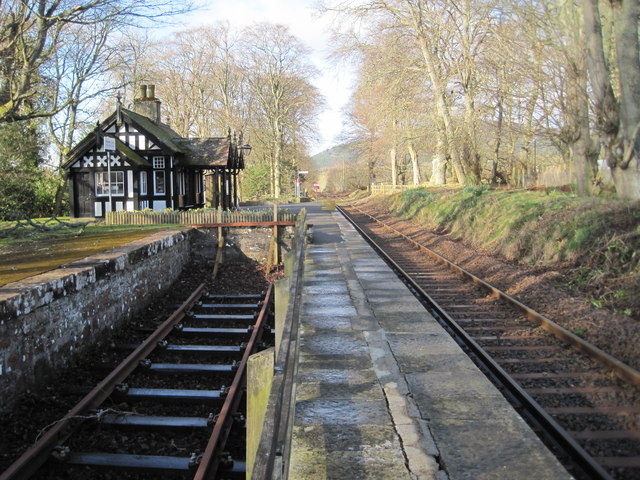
[{"x1": 313, "y1": 183, "x2": 320, "y2": 191}]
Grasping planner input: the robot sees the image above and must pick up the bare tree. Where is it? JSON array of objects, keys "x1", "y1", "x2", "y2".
[
  {"x1": 539, "y1": 1, "x2": 599, "y2": 195},
  {"x1": 240, "y1": 23, "x2": 322, "y2": 198},
  {"x1": 147, "y1": 24, "x2": 247, "y2": 138},
  {"x1": 46, "y1": 19, "x2": 127, "y2": 214},
  {"x1": 0, "y1": 0, "x2": 194, "y2": 123},
  {"x1": 324, "y1": 0, "x2": 503, "y2": 185}
]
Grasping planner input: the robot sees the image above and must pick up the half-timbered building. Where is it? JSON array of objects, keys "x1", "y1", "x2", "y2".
[{"x1": 63, "y1": 86, "x2": 247, "y2": 218}]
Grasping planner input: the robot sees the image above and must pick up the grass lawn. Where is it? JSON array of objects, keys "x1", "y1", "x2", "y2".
[{"x1": 0, "y1": 219, "x2": 181, "y2": 287}]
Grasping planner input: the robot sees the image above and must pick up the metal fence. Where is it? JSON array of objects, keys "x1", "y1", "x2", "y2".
[{"x1": 105, "y1": 209, "x2": 297, "y2": 225}]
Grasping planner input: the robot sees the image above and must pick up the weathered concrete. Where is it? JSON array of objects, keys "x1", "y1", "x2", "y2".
[
  {"x1": 288, "y1": 205, "x2": 571, "y2": 480},
  {"x1": 247, "y1": 347, "x2": 275, "y2": 479}
]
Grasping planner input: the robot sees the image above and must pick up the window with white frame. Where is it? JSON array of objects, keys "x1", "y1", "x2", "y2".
[
  {"x1": 140, "y1": 171, "x2": 148, "y2": 195},
  {"x1": 95, "y1": 171, "x2": 124, "y2": 196},
  {"x1": 154, "y1": 171, "x2": 166, "y2": 195},
  {"x1": 153, "y1": 156, "x2": 165, "y2": 169}
]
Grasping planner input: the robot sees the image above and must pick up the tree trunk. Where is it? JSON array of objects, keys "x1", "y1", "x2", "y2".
[
  {"x1": 492, "y1": 98, "x2": 503, "y2": 185},
  {"x1": 408, "y1": 142, "x2": 420, "y2": 185},
  {"x1": 274, "y1": 146, "x2": 281, "y2": 199},
  {"x1": 567, "y1": 52, "x2": 598, "y2": 196},
  {"x1": 463, "y1": 84, "x2": 481, "y2": 184},
  {"x1": 53, "y1": 171, "x2": 69, "y2": 216},
  {"x1": 612, "y1": 0, "x2": 640, "y2": 198},
  {"x1": 414, "y1": 32, "x2": 466, "y2": 184},
  {"x1": 430, "y1": 137, "x2": 447, "y2": 185},
  {"x1": 390, "y1": 144, "x2": 397, "y2": 188},
  {"x1": 581, "y1": 0, "x2": 640, "y2": 199}
]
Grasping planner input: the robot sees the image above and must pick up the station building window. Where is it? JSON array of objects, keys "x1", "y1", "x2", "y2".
[
  {"x1": 154, "y1": 171, "x2": 166, "y2": 195},
  {"x1": 95, "y1": 171, "x2": 124, "y2": 196},
  {"x1": 153, "y1": 156, "x2": 165, "y2": 169}
]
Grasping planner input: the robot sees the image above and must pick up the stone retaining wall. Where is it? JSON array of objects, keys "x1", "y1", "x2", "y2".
[
  {"x1": 191, "y1": 226, "x2": 294, "y2": 264},
  {"x1": 0, "y1": 229, "x2": 191, "y2": 411},
  {"x1": 0, "y1": 225, "x2": 295, "y2": 412}
]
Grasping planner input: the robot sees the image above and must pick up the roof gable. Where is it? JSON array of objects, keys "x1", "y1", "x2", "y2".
[
  {"x1": 65, "y1": 104, "x2": 245, "y2": 171},
  {"x1": 120, "y1": 108, "x2": 185, "y2": 154},
  {"x1": 62, "y1": 136, "x2": 150, "y2": 170}
]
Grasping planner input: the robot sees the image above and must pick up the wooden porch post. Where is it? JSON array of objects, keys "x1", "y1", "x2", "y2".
[
  {"x1": 217, "y1": 169, "x2": 222, "y2": 210},
  {"x1": 233, "y1": 169, "x2": 239, "y2": 208}
]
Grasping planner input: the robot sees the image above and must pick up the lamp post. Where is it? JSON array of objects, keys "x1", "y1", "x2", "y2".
[{"x1": 240, "y1": 144, "x2": 252, "y2": 159}]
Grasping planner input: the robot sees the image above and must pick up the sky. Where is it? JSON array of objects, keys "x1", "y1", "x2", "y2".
[{"x1": 176, "y1": 0, "x2": 354, "y2": 155}]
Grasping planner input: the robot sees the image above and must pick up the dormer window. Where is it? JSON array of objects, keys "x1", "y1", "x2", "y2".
[{"x1": 153, "y1": 156, "x2": 165, "y2": 169}]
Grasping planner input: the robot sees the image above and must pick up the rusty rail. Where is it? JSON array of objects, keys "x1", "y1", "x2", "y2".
[
  {"x1": 0, "y1": 284, "x2": 206, "y2": 480},
  {"x1": 2, "y1": 283, "x2": 275, "y2": 479},
  {"x1": 339, "y1": 205, "x2": 640, "y2": 387},
  {"x1": 338, "y1": 205, "x2": 617, "y2": 480},
  {"x1": 194, "y1": 283, "x2": 274, "y2": 480}
]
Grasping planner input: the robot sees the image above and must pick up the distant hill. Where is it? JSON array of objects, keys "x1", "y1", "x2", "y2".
[{"x1": 311, "y1": 143, "x2": 358, "y2": 170}]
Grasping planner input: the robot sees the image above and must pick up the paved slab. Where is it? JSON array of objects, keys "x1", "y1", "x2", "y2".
[{"x1": 288, "y1": 205, "x2": 571, "y2": 480}]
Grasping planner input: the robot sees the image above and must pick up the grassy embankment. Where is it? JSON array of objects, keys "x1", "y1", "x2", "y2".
[
  {"x1": 366, "y1": 186, "x2": 640, "y2": 320},
  {"x1": 0, "y1": 219, "x2": 180, "y2": 287}
]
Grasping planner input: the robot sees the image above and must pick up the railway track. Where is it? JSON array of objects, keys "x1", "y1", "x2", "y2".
[
  {"x1": 338, "y1": 204, "x2": 640, "y2": 480},
  {"x1": 1, "y1": 284, "x2": 274, "y2": 480}
]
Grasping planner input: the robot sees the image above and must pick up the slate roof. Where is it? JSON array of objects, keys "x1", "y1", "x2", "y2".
[
  {"x1": 175, "y1": 138, "x2": 231, "y2": 167},
  {"x1": 64, "y1": 105, "x2": 240, "y2": 170},
  {"x1": 121, "y1": 108, "x2": 185, "y2": 155}
]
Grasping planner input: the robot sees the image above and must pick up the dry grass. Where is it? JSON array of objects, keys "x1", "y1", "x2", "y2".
[{"x1": 358, "y1": 187, "x2": 640, "y2": 321}]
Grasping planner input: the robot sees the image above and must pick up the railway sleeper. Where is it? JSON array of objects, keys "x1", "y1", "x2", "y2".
[
  {"x1": 133, "y1": 343, "x2": 247, "y2": 354},
  {"x1": 163, "y1": 343, "x2": 245, "y2": 353},
  {"x1": 52, "y1": 449, "x2": 200, "y2": 471},
  {"x1": 511, "y1": 372, "x2": 606, "y2": 380},
  {"x1": 114, "y1": 384, "x2": 228, "y2": 403},
  {"x1": 137, "y1": 359, "x2": 239, "y2": 374},
  {"x1": 570, "y1": 430, "x2": 640, "y2": 440},
  {"x1": 50, "y1": 450, "x2": 246, "y2": 476},
  {"x1": 99, "y1": 413, "x2": 213, "y2": 429},
  {"x1": 196, "y1": 302, "x2": 261, "y2": 309},
  {"x1": 203, "y1": 293, "x2": 264, "y2": 300},
  {"x1": 133, "y1": 326, "x2": 253, "y2": 336},
  {"x1": 173, "y1": 325, "x2": 252, "y2": 336},
  {"x1": 185, "y1": 313, "x2": 258, "y2": 321}
]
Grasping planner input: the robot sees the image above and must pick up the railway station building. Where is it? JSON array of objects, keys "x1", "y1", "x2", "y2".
[{"x1": 63, "y1": 85, "x2": 248, "y2": 218}]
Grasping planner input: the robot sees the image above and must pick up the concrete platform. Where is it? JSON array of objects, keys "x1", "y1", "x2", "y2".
[{"x1": 288, "y1": 205, "x2": 572, "y2": 480}]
